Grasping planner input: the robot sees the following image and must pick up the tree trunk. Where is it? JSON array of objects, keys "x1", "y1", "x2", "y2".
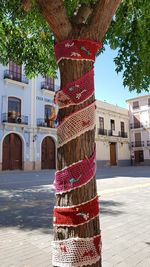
[
  {"x1": 54, "y1": 59, "x2": 101, "y2": 266},
  {"x1": 35, "y1": 2, "x2": 122, "y2": 267}
]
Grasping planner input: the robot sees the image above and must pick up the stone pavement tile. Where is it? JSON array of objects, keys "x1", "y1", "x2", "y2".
[
  {"x1": 123, "y1": 250, "x2": 150, "y2": 267},
  {"x1": 136, "y1": 257, "x2": 150, "y2": 267}
]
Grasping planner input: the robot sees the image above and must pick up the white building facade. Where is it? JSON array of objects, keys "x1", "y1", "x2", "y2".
[
  {"x1": 96, "y1": 100, "x2": 130, "y2": 167},
  {"x1": 0, "y1": 62, "x2": 58, "y2": 171},
  {"x1": 127, "y1": 95, "x2": 150, "y2": 165}
]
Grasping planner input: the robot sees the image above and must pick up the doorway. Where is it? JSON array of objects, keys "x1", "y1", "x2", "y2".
[
  {"x1": 41, "y1": 136, "x2": 56, "y2": 169},
  {"x1": 2, "y1": 133, "x2": 22, "y2": 170},
  {"x1": 110, "y1": 142, "x2": 117, "y2": 166}
]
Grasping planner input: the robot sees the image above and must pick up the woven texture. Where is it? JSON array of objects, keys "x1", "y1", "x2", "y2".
[
  {"x1": 54, "y1": 149, "x2": 96, "y2": 194},
  {"x1": 55, "y1": 39, "x2": 101, "y2": 63},
  {"x1": 52, "y1": 235, "x2": 101, "y2": 267},
  {"x1": 54, "y1": 69, "x2": 94, "y2": 108},
  {"x1": 53, "y1": 196, "x2": 99, "y2": 226},
  {"x1": 57, "y1": 101, "x2": 96, "y2": 147}
]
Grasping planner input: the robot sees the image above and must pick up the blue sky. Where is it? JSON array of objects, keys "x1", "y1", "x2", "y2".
[{"x1": 94, "y1": 46, "x2": 148, "y2": 108}]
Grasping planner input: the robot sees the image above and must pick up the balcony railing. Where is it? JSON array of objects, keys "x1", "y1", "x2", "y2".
[
  {"x1": 4, "y1": 70, "x2": 29, "y2": 84},
  {"x1": 130, "y1": 123, "x2": 143, "y2": 129},
  {"x1": 133, "y1": 105, "x2": 139, "y2": 110},
  {"x1": 118, "y1": 131, "x2": 128, "y2": 138},
  {"x1": 131, "y1": 141, "x2": 144, "y2": 148},
  {"x1": 37, "y1": 118, "x2": 57, "y2": 128},
  {"x1": 147, "y1": 140, "x2": 150, "y2": 146},
  {"x1": 98, "y1": 128, "x2": 107, "y2": 136},
  {"x1": 41, "y1": 82, "x2": 59, "y2": 92},
  {"x1": 2, "y1": 113, "x2": 28, "y2": 125}
]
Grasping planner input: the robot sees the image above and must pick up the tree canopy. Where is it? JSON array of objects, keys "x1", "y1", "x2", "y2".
[{"x1": 0, "y1": 0, "x2": 149, "y2": 92}]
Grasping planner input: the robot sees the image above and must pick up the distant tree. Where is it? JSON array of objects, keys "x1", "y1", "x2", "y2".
[{"x1": 0, "y1": 1, "x2": 149, "y2": 266}]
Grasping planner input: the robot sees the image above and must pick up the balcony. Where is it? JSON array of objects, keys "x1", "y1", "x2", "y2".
[
  {"x1": 118, "y1": 131, "x2": 128, "y2": 138},
  {"x1": 131, "y1": 141, "x2": 144, "y2": 148},
  {"x1": 108, "y1": 130, "x2": 119, "y2": 137},
  {"x1": 130, "y1": 123, "x2": 143, "y2": 129},
  {"x1": 4, "y1": 70, "x2": 29, "y2": 84},
  {"x1": 37, "y1": 118, "x2": 57, "y2": 128},
  {"x1": 2, "y1": 113, "x2": 28, "y2": 125},
  {"x1": 41, "y1": 82, "x2": 60, "y2": 92},
  {"x1": 147, "y1": 140, "x2": 150, "y2": 146},
  {"x1": 98, "y1": 128, "x2": 107, "y2": 136}
]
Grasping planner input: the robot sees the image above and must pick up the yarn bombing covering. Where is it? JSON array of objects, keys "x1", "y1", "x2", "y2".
[
  {"x1": 52, "y1": 235, "x2": 101, "y2": 267},
  {"x1": 53, "y1": 39, "x2": 102, "y2": 266},
  {"x1": 53, "y1": 196, "x2": 99, "y2": 226},
  {"x1": 55, "y1": 39, "x2": 101, "y2": 64},
  {"x1": 57, "y1": 101, "x2": 96, "y2": 147},
  {"x1": 54, "y1": 148, "x2": 96, "y2": 194},
  {"x1": 54, "y1": 69, "x2": 94, "y2": 108}
]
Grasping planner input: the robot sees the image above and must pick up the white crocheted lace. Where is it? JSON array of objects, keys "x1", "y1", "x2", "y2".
[
  {"x1": 52, "y1": 235, "x2": 101, "y2": 267},
  {"x1": 57, "y1": 102, "x2": 96, "y2": 147}
]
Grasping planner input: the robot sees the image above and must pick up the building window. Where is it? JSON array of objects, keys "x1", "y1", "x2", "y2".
[
  {"x1": 133, "y1": 115, "x2": 141, "y2": 128},
  {"x1": 133, "y1": 101, "x2": 139, "y2": 109},
  {"x1": 99, "y1": 117, "x2": 104, "y2": 130},
  {"x1": 9, "y1": 61, "x2": 22, "y2": 81},
  {"x1": 45, "y1": 76, "x2": 55, "y2": 91},
  {"x1": 45, "y1": 105, "x2": 56, "y2": 127},
  {"x1": 121, "y1": 121, "x2": 125, "y2": 133},
  {"x1": 148, "y1": 98, "x2": 150, "y2": 107},
  {"x1": 110, "y1": 119, "x2": 115, "y2": 130},
  {"x1": 8, "y1": 97, "x2": 21, "y2": 122}
]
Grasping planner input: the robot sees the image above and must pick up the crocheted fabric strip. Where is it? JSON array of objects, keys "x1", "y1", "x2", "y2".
[
  {"x1": 57, "y1": 101, "x2": 96, "y2": 147},
  {"x1": 53, "y1": 196, "x2": 99, "y2": 226},
  {"x1": 55, "y1": 39, "x2": 101, "y2": 64},
  {"x1": 54, "y1": 69, "x2": 94, "y2": 108},
  {"x1": 54, "y1": 149, "x2": 96, "y2": 194},
  {"x1": 52, "y1": 234, "x2": 101, "y2": 267}
]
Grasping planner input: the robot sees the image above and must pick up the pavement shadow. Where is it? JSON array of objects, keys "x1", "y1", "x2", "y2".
[
  {"x1": 0, "y1": 185, "x2": 55, "y2": 233},
  {"x1": 100, "y1": 199, "x2": 125, "y2": 216}
]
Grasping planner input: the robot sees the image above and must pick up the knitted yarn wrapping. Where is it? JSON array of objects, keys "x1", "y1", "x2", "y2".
[
  {"x1": 57, "y1": 101, "x2": 96, "y2": 147},
  {"x1": 53, "y1": 39, "x2": 101, "y2": 266},
  {"x1": 55, "y1": 39, "x2": 101, "y2": 63},
  {"x1": 52, "y1": 234, "x2": 101, "y2": 267},
  {"x1": 53, "y1": 196, "x2": 99, "y2": 226},
  {"x1": 54, "y1": 69, "x2": 94, "y2": 108},
  {"x1": 54, "y1": 148, "x2": 96, "y2": 194}
]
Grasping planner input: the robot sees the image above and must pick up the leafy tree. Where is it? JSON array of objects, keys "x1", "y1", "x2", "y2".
[{"x1": 0, "y1": 1, "x2": 149, "y2": 266}]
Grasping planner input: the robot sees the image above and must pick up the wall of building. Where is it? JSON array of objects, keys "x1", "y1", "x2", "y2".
[
  {"x1": 0, "y1": 63, "x2": 58, "y2": 171},
  {"x1": 96, "y1": 100, "x2": 130, "y2": 167},
  {"x1": 127, "y1": 94, "x2": 150, "y2": 166}
]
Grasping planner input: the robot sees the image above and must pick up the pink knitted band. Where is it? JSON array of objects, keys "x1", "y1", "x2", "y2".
[
  {"x1": 54, "y1": 69, "x2": 94, "y2": 108},
  {"x1": 53, "y1": 196, "x2": 99, "y2": 226},
  {"x1": 55, "y1": 39, "x2": 101, "y2": 63},
  {"x1": 57, "y1": 101, "x2": 96, "y2": 147},
  {"x1": 52, "y1": 234, "x2": 101, "y2": 267},
  {"x1": 54, "y1": 149, "x2": 96, "y2": 194}
]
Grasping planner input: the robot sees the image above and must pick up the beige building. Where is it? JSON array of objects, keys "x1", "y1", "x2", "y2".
[
  {"x1": 96, "y1": 100, "x2": 130, "y2": 167},
  {"x1": 127, "y1": 94, "x2": 150, "y2": 165}
]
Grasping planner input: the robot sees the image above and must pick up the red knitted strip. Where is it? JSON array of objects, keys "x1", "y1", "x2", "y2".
[
  {"x1": 53, "y1": 196, "x2": 99, "y2": 226},
  {"x1": 54, "y1": 148, "x2": 96, "y2": 194},
  {"x1": 55, "y1": 39, "x2": 101, "y2": 63},
  {"x1": 54, "y1": 69, "x2": 94, "y2": 108}
]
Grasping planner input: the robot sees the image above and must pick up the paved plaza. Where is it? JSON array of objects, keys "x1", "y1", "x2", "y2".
[{"x1": 0, "y1": 167, "x2": 150, "y2": 267}]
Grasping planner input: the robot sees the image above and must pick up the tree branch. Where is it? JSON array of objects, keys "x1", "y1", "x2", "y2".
[
  {"x1": 37, "y1": 0, "x2": 72, "y2": 42},
  {"x1": 72, "y1": 4, "x2": 93, "y2": 25},
  {"x1": 84, "y1": 0, "x2": 121, "y2": 41}
]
